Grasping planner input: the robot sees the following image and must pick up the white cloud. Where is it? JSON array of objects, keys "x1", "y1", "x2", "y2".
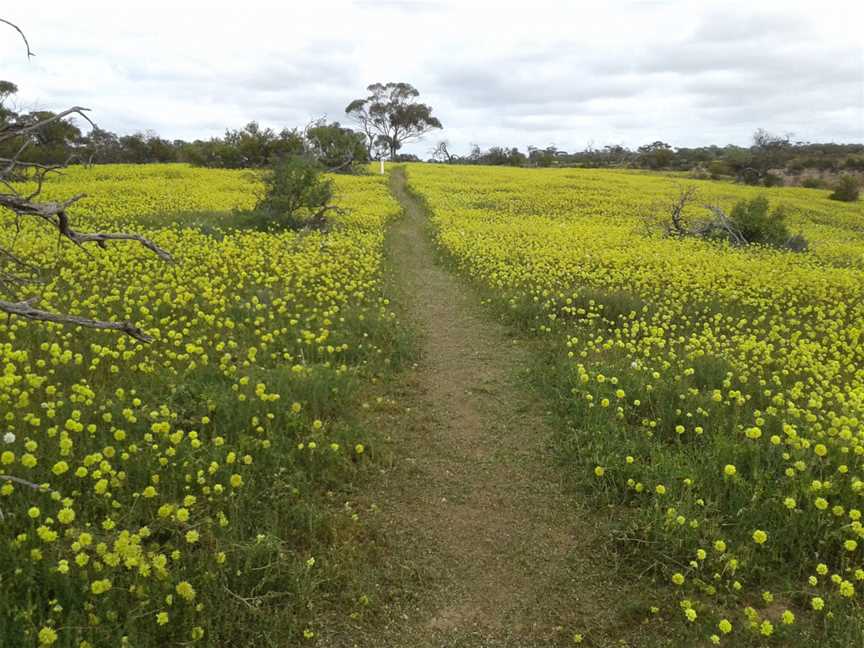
[{"x1": 0, "y1": 0, "x2": 861, "y2": 155}]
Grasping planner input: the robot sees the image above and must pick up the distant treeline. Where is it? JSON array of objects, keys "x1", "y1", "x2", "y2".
[
  {"x1": 1, "y1": 80, "x2": 368, "y2": 172},
  {"x1": 427, "y1": 132, "x2": 864, "y2": 187},
  {"x1": 1, "y1": 78, "x2": 861, "y2": 187},
  {"x1": 0, "y1": 114, "x2": 368, "y2": 172}
]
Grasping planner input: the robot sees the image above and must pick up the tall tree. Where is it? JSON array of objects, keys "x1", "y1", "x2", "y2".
[
  {"x1": 345, "y1": 82, "x2": 442, "y2": 160},
  {"x1": 748, "y1": 128, "x2": 791, "y2": 183},
  {"x1": 637, "y1": 141, "x2": 674, "y2": 169}
]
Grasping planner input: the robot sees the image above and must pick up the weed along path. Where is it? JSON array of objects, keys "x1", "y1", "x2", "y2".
[{"x1": 352, "y1": 168, "x2": 625, "y2": 647}]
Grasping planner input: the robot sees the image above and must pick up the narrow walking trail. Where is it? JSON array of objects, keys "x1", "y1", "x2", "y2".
[{"x1": 354, "y1": 169, "x2": 624, "y2": 647}]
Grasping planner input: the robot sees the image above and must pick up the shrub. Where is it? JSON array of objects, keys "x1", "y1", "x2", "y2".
[
  {"x1": 785, "y1": 233, "x2": 809, "y2": 252},
  {"x1": 786, "y1": 160, "x2": 805, "y2": 174},
  {"x1": 254, "y1": 156, "x2": 336, "y2": 230},
  {"x1": 689, "y1": 165, "x2": 709, "y2": 180},
  {"x1": 707, "y1": 160, "x2": 733, "y2": 179},
  {"x1": 829, "y1": 174, "x2": 860, "y2": 202},
  {"x1": 738, "y1": 167, "x2": 762, "y2": 185},
  {"x1": 801, "y1": 177, "x2": 826, "y2": 189},
  {"x1": 844, "y1": 156, "x2": 864, "y2": 171},
  {"x1": 762, "y1": 172, "x2": 784, "y2": 187},
  {"x1": 305, "y1": 120, "x2": 368, "y2": 171},
  {"x1": 664, "y1": 189, "x2": 807, "y2": 252},
  {"x1": 729, "y1": 196, "x2": 789, "y2": 245}
]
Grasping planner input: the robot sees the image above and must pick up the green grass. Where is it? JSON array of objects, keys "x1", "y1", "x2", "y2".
[
  {"x1": 0, "y1": 167, "x2": 408, "y2": 647},
  {"x1": 402, "y1": 163, "x2": 864, "y2": 647}
]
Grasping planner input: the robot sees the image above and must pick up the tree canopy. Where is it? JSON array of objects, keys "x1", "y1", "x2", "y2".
[
  {"x1": 345, "y1": 82, "x2": 442, "y2": 160},
  {"x1": 305, "y1": 119, "x2": 369, "y2": 170}
]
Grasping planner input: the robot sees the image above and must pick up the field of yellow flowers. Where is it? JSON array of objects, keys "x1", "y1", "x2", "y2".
[
  {"x1": 406, "y1": 163, "x2": 864, "y2": 645},
  {"x1": 1, "y1": 164, "x2": 405, "y2": 646}
]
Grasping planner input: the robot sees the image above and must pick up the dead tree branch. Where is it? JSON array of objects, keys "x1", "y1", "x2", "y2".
[
  {"x1": 0, "y1": 21, "x2": 172, "y2": 341},
  {"x1": 0, "y1": 296, "x2": 154, "y2": 342},
  {"x1": 0, "y1": 193, "x2": 173, "y2": 261},
  {"x1": 0, "y1": 106, "x2": 94, "y2": 143},
  {"x1": 0, "y1": 473, "x2": 49, "y2": 491},
  {"x1": 698, "y1": 205, "x2": 748, "y2": 246},
  {"x1": 0, "y1": 473, "x2": 50, "y2": 520},
  {"x1": 323, "y1": 157, "x2": 356, "y2": 174},
  {"x1": 667, "y1": 186, "x2": 697, "y2": 236},
  {"x1": 431, "y1": 140, "x2": 455, "y2": 163},
  {"x1": 0, "y1": 18, "x2": 34, "y2": 58},
  {"x1": 653, "y1": 187, "x2": 750, "y2": 247}
]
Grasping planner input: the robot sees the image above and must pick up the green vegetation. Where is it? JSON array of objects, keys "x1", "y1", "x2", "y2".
[
  {"x1": 405, "y1": 162, "x2": 864, "y2": 646},
  {"x1": 0, "y1": 164, "x2": 407, "y2": 646},
  {"x1": 725, "y1": 196, "x2": 797, "y2": 248},
  {"x1": 830, "y1": 174, "x2": 861, "y2": 202},
  {"x1": 252, "y1": 156, "x2": 336, "y2": 231}
]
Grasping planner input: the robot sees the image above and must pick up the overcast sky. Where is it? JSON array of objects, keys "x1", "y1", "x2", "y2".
[{"x1": 2, "y1": 1, "x2": 862, "y2": 156}]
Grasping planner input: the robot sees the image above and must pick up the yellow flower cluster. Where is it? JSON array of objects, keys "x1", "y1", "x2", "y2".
[
  {"x1": 405, "y1": 163, "x2": 864, "y2": 643},
  {"x1": 14, "y1": 163, "x2": 259, "y2": 221},
  {"x1": 0, "y1": 164, "x2": 401, "y2": 645}
]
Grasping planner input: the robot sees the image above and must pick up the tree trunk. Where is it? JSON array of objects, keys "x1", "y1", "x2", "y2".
[{"x1": 389, "y1": 128, "x2": 399, "y2": 160}]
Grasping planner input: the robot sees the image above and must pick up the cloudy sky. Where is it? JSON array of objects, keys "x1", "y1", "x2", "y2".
[{"x1": 1, "y1": 1, "x2": 862, "y2": 156}]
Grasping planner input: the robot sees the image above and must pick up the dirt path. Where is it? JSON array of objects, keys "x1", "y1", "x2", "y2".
[{"x1": 344, "y1": 168, "x2": 624, "y2": 647}]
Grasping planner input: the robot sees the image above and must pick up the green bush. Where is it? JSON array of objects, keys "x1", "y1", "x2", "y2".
[
  {"x1": 785, "y1": 233, "x2": 809, "y2": 252},
  {"x1": 762, "y1": 172, "x2": 784, "y2": 187},
  {"x1": 707, "y1": 160, "x2": 733, "y2": 179},
  {"x1": 829, "y1": 174, "x2": 860, "y2": 202},
  {"x1": 255, "y1": 156, "x2": 335, "y2": 230},
  {"x1": 305, "y1": 120, "x2": 369, "y2": 171},
  {"x1": 688, "y1": 165, "x2": 709, "y2": 180},
  {"x1": 729, "y1": 196, "x2": 796, "y2": 248},
  {"x1": 801, "y1": 177, "x2": 826, "y2": 189},
  {"x1": 844, "y1": 156, "x2": 864, "y2": 171}
]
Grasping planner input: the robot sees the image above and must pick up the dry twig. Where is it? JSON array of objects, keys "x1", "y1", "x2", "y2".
[
  {"x1": 0, "y1": 18, "x2": 34, "y2": 58},
  {"x1": 667, "y1": 186, "x2": 697, "y2": 236}
]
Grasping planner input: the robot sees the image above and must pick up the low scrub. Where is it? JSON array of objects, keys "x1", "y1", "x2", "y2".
[
  {"x1": 726, "y1": 196, "x2": 795, "y2": 247},
  {"x1": 829, "y1": 175, "x2": 860, "y2": 202},
  {"x1": 253, "y1": 156, "x2": 341, "y2": 231},
  {"x1": 801, "y1": 177, "x2": 827, "y2": 189},
  {"x1": 407, "y1": 161, "x2": 864, "y2": 647},
  {"x1": 665, "y1": 189, "x2": 807, "y2": 251}
]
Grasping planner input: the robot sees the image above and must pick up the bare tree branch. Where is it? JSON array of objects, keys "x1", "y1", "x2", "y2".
[
  {"x1": 0, "y1": 473, "x2": 51, "y2": 521},
  {"x1": 668, "y1": 186, "x2": 697, "y2": 236},
  {"x1": 0, "y1": 139, "x2": 31, "y2": 176},
  {"x1": 0, "y1": 193, "x2": 174, "y2": 261},
  {"x1": 323, "y1": 157, "x2": 355, "y2": 173},
  {"x1": 430, "y1": 140, "x2": 454, "y2": 163},
  {"x1": 0, "y1": 18, "x2": 34, "y2": 58},
  {"x1": 651, "y1": 187, "x2": 753, "y2": 247},
  {"x1": 0, "y1": 296, "x2": 154, "y2": 342},
  {"x1": 0, "y1": 21, "x2": 173, "y2": 341},
  {"x1": 0, "y1": 473, "x2": 49, "y2": 491},
  {"x1": 701, "y1": 205, "x2": 748, "y2": 246},
  {"x1": 0, "y1": 106, "x2": 94, "y2": 143}
]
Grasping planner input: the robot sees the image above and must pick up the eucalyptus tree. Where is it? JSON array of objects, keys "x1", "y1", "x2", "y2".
[{"x1": 345, "y1": 82, "x2": 442, "y2": 160}]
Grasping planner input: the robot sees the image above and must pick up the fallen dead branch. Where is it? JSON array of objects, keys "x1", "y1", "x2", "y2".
[{"x1": 0, "y1": 19, "x2": 172, "y2": 339}]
